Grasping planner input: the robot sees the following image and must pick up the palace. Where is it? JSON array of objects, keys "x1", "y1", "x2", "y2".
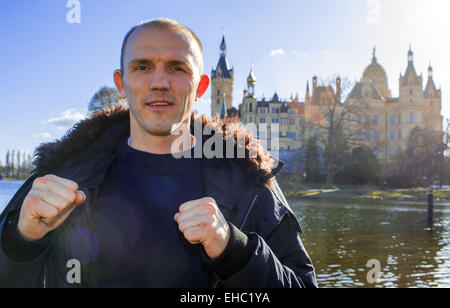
[{"x1": 211, "y1": 36, "x2": 443, "y2": 162}]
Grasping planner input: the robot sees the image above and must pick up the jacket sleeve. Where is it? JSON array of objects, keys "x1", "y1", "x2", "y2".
[
  {"x1": 217, "y1": 182, "x2": 318, "y2": 288},
  {"x1": 0, "y1": 177, "x2": 48, "y2": 287}
]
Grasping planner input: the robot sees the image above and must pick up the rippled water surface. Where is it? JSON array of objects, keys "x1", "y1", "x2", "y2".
[{"x1": 289, "y1": 197, "x2": 450, "y2": 288}]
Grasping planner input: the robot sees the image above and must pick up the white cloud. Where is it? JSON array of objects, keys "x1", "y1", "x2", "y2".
[
  {"x1": 270, "y1": 49, "x2": 285, "y2": 56},
  {"x1": 44, "y1": 108, "x2": 86, "y2": 129},
  {"x1": 292, "y1": 50, "x2": 309, "y2": 57},
  {"x1": 33, "y1": 132, "x2": 53, "y2": 139},
  {"x1": 366, "y1": 0, "x2": 381, "y2": 24}
]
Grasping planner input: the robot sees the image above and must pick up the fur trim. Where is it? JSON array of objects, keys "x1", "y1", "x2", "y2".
[{"x1": 33, "y1": 106, "x2": 276, "y2": 186}]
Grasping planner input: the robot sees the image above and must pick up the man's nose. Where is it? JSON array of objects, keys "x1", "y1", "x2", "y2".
[{"x1": 150, "y1": 66, "x2": 170, "y2": 91}]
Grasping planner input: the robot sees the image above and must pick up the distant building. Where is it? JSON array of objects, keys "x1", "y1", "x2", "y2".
[
  {"x1": 346, "y1": 47, "x2": 443, "y2": 161},
  {"x1": 211, "y1": 37, "x2": 443, "y2": 163},
  {"x1": 211, "y1": 35, "x2": 234, "y2": 118}
]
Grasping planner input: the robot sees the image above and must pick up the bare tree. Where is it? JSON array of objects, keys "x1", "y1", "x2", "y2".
[{"x1": 306, "y1": 75, "x2": 365, "y2": 186}]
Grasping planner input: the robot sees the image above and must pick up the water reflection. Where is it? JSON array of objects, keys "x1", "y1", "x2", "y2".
[{"x1": 289, "y1": 198, "x2": 450, "y2": 288}]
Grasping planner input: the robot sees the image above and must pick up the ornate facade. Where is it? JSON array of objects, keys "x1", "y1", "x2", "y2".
[{"x1": 211, "y1": 39, "x2": 443, "y2": 162}]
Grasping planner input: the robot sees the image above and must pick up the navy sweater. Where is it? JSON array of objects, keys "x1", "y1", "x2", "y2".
[
  {"x1": 1, "y1": 138, "x2": 255, "y2": 287},
  {"x1": 89, "y1": 138, "x2": 210, "y2": 287}
]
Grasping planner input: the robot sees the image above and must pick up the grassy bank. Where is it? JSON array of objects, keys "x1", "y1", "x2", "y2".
[{"x1": 277, "y1": 174, "x2": 450, "y2": 201}]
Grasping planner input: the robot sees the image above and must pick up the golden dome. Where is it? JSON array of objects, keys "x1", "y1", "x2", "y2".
[
  {"x1": 361, "y1": 47, "x2": 390, "y2": 98},
  {"x1": 247, "y1": 68, "x2": 256, "y2": 85}
]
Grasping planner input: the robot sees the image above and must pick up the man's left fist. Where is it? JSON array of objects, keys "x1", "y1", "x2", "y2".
[{"x1": 174, "y1": 197, "x2": 230, "y2": 259}]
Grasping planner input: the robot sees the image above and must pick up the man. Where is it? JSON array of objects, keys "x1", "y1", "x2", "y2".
[{"x1": 0, "y1": 18, "x2": 317, "y2": 288}]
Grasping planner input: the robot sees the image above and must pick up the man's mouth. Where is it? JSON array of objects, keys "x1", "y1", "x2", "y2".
[{"x1": 145, "y1": 100, "x2": 174, "y2": 110}]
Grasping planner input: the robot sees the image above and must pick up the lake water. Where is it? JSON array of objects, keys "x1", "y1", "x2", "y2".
[
  {"x1": 0, "y1": 180, "x2": 449, "y2": 288},
  {"x1": 0, "y1": 180, "x2": 24, "y2": 213},
  {"x1": 289, "y1": 197, "x2": 450, "y2": 288}
]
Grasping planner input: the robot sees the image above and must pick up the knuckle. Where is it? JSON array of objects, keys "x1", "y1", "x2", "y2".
[
  {"x1": 204, "y1": 202, "x2": 216, "y2": 213},
  {"x1": 25, "y1": 194, "x2": 40, "y2": 206},
  {"x1": 33, "y1": 177, "x2": 47, "y2": 187},
  {"x1": 43, "y1": 174, "x2": 55, "y2": 181},
  {"x1": 203, "y1": 197, "x2": 216, "y2": 205},
  {"x1": 201, "y1": 223, "x2": 212, "y2": 233},
  {"x1": 68, "y1": 191, "x2": 77, "y2": 204},
  {"x1": 69, "y1": 180, "x2": 79, "y2": 192}
]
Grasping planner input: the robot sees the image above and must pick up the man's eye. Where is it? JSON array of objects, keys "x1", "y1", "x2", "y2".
[
  {"x1": 137, "y1": 65, "x2": 147, "y2": 71},
  {"x1": 171, "y1": 66, "x2": 184, "y2": 72}
]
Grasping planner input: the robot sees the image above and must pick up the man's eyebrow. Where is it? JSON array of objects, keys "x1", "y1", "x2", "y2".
[
  {"x1": 128, "y1": 58, "x2": 153, "y2": 66},
  {"x1": 167, "y1": 59, "x2": 193, "y2": 70},
  {"x1": 127, "y1": 58, "x2": 193, "y2": 71}
]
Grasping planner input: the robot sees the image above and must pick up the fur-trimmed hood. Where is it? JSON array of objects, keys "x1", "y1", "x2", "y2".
[{"x1": 33, "y1": 106, "x2": 281, "y2": 186}]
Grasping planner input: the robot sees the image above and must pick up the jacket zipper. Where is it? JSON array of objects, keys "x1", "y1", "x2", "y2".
[{"x1": 212, "y1": 193, "x2": 259, "y2": 288}]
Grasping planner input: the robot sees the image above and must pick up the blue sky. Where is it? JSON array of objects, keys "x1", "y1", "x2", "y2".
[{"x1": 1, "y1": 0, "x2": 449, "y2": 164}]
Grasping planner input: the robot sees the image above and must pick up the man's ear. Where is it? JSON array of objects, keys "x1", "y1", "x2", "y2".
[
  {"x1": 113, "y1": 69, "x2": 127, "y2": 98},
  {"x1": 195, "y1": 75, "x2": 210, "y2": 100}
]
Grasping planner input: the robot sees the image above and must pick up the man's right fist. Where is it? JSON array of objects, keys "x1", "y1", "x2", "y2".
[{"x1": 17, "y1": 174, "x2": 86, "y2": 242}]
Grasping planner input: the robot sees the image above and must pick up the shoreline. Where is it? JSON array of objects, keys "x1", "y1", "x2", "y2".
[{"x1": 283, "y1": 188, "x2": 450, "y2": 201}]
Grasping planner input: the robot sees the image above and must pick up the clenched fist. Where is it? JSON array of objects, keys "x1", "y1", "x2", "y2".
[
  {"x1": 17, "y1": 174, "x2": 86, "y2": 242},
  {"x1": 174, "y1": 197, "x2": 230, "y2": 259}
]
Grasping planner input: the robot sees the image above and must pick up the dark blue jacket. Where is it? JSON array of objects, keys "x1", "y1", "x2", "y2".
[{"x1": 0, "y1": 109, "x2": 317, "y2": 288}]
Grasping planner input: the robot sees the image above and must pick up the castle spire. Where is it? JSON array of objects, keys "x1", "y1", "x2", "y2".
[
  {"x1": 372, "y1": 46, "x2": 377, "y2": 63},
  {"x1": 220, "y1": 35, "x2": 226, "y2": 57},
  {"x1": 408, "y1": 45, "x2": 413, "y2": 63}
]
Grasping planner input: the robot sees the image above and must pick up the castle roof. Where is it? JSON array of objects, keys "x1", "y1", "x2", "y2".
[
  {"x1": 212, "y1": 56, "x2": 233, "y2": 78},
  {"x1": 347, "y1": 82, "x2": 382, "y2": 100}
]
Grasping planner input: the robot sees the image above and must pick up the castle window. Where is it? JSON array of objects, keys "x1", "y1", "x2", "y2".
[
  {"x1": 365, "y1": 130, "x2": 370, "y2": 141},
  {"x1": 249, "y1": 116, "x2": 253, "y2": 123},
  {"x1": 217, "y1": 90, "x2": 221, "y2": 96},
  {"x1": 409, "y1": 112, "x2": 414, "y2": 123},
  {"x1": 271, "y1": 118, "x2": 279, "y2": 124},
  {"x1": 260, "y1": 118, "x2": 266, "y2": 123},
  {"x1": 249, "y1": 103, "x2": 253, "y2": 112},
  {"x1": 365, "y1": 114, "x2": 370, "y2": 124},
  {"x1": 390, "y1": 115, "x2": 396, "y2": 126},
  {"x1": 390, "y1": 147, "x2": 396, "y2": 157},
  {"x1": 357, "y1": 130, "x2": 362, "y2": 140},
  {"x1": 373, "y1": 131, "x2": 379, "y2": 141},
  {"x1": 390, "y1": 130, "x2": 396, "y2": 141},
  {"x1": 217, "y1": 99, "x2": 220, "y2": 105},
  {"x1": 373, "y1": 115, "x2": 379, "y2": 125},
  {"x1": 290, "y1": 119, "x2": 295, "y2": 125},
  {"x1": 287, "y1": 132, "x2": 296, "y2": 140},
  {"x1": 357, "y1": 115, "x2": 362, "y2": 125}
]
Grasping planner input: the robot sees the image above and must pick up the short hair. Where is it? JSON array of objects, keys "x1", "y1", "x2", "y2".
[{"x1": 120, "y1": 18, "x2": 204, "y2": 74}]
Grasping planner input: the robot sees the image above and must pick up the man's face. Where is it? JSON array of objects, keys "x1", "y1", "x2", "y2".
[{"x1": 116, "y1": 27, "x2": 207, "y2": 137}]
